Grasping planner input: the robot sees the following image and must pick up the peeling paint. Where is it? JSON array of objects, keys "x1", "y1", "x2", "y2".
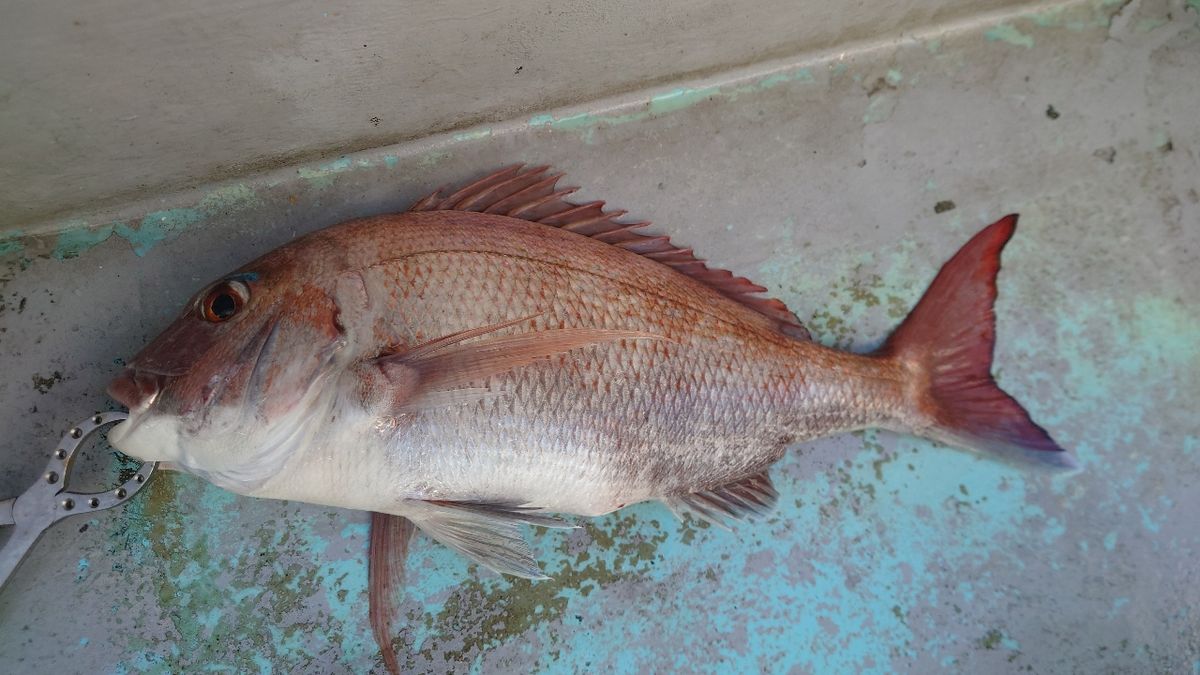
[
  {"x1": 198, "y1": 184, "x2": 262, "y2": 214},
  {"x1": 529, "y1": 67, "x2": 817, "y2": 143},
  {"x1": 113, "y1": 209, "x2": 203, "y2": 257},
  {"x1": 53, "y1": 222, "x2": 116, "y2": 260},
  {"x1": 452, "y1": 128, "x2": 494, "y2": 143},
  {"x1": 985, "y1": 24, "x2": 1036, "y2": 48},
  {"x1": 863, "y1": 94, "x2": 897, "y2": 124},
  {"x1": 297, "y1": 157, "x2": 357, "y2": 189}
]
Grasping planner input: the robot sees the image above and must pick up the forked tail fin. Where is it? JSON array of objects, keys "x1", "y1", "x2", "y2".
[{"x1": 875, "y1": 215, "x2": 1076, "y2": 469}]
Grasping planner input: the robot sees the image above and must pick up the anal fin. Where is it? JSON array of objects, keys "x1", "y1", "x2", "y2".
[
  {"x1": 403, "y1": 499, "x2": 572, "y2": 579},
  {"x1": 668, "y1": 471, "x2": 778, "y2": 528}
]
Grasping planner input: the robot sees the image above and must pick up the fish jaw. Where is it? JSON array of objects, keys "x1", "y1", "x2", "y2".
[
  {"x1": 108, "y1": 413, "x2": 185, "y2": 464},
  {"x1": 107, "y1": 382, "x2": 338, "y2": 496}
]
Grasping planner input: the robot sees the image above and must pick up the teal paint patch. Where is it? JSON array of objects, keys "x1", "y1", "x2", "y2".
[
  {"x1": 54, "y1": 223, "x2": 115, "y2": 260},
  {"x1": 252, "y1": 653, "x2": 273, "y2": 674},
  {"x1": 885, "y1": 69, "x2": 903, "y2": 86},
  {"x1": 297, "y1": 157, "x2": 355, "y2": 189},
  {"x1": 198, "y1": 184, "x2": 262, "y2": 214},
  {"x1": 1139, "y1": 506, "x2": 1160, "y2": 533},
  {"x1": 985, "y1": 24, "x2": 1035, "y2": 48},
  {"x1": 863, "y1": 94, "x2": 896, "y2": 124},
  {"x1": 115, "y1": 208, "x2": 203, "y2": 257},
  {"x1": 383, "y1": 154, "x2": 399, "y2": 169},
  {"x1": 418, "y1": 150, "x2": 451, "y2": 168},
  {"x1": 1029, "y1": 1, "x2": 1122, "y2": 31},
  {"x1": 42, "y1": 183, "x2": 264, "y2": 260},
  {"x1": 529, "y1": 67, "x2": 817, "y2": 143},
  {"x1": 1135, "y1": 17, "x2": 1168, "y2": 32},
  {"x1": 0, "y1": 229, "x2": 26, "y2": 257},
  {"x1": 761, "y1": 66, "x2": 815, "y2": 87},
  {"x1": 1103, "y1": 531, "x2": 1117, "y2": 550},
  {"x1": 1152, "y1": 129, "x2": 1173, "y2": 151},
  {"x1": 451, "y1": 128, "x2": 494, "y2": 143},
  {"x1": 76, "y1": 557, "x2": 90, "y2": 582}
]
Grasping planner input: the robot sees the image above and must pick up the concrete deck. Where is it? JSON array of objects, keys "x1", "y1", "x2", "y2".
[{"x1": 1, "y1": 0, "x2": 1198, "y2": 672}]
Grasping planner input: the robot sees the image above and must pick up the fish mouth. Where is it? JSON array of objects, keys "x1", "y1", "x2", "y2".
[{"x1": 107, "y1": 369, "x2": 164, "y2": 413}]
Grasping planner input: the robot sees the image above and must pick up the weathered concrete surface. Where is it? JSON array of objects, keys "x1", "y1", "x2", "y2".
[
  {"x1": 1, "y1": 0, "x2": 1198, "y2": 672},
  {"x1": 2, "y1": 0, "x2": 1033, "y2": 231}
]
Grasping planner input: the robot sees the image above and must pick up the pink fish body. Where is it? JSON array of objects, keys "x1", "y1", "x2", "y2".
[{"x1": 106, "y1": 166, "x2": 1071, "y2": 671}]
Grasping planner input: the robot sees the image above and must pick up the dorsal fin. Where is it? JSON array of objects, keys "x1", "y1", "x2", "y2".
[{"x1": 409, "y1": 165, "x2": 811, "y2": 341}]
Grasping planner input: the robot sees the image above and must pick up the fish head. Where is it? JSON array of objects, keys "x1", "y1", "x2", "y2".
[{"x1": 107, "y1": 261, "x2": 347, "y2": 488}]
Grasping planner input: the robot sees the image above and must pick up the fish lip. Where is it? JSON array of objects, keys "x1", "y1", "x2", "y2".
[{"x1": 107, "y1": 369, "x2": 163, "y2": 412}]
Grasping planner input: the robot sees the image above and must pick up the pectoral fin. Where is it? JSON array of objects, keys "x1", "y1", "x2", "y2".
[
  {"x1": 402, "y1": 499, "x2": 573, "y2": 579},
  {"x1": 362, "y1": 315, "x2": 658, "y2": 412}
]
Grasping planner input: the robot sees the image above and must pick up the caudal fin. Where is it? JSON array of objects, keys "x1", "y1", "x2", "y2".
[{"x1": 876, "y1": 215, "x2": 1076, "y2": 469}]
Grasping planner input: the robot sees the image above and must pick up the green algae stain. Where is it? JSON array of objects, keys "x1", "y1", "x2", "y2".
[
  {"x1": 985, "y1": 24, "x2": 1035, "y2": 48},
  {"x1": 198, "y1": 183, "x2": 262, "y2": 215},
  {"x1": 109, "y1": 474, "x2": 366, "y2": 672},
  {"x1": 396, "y1": 513, "x2": 669, "y2": 670},
  {"x1": 979, "y1": 628, "x2": 1004, "y2": 650},
  {"x1": 773, "y1": 241, "x2": 921, "y2": 350}
]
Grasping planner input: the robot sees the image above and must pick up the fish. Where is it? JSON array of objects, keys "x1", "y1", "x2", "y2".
[{"x1": 105, "y1": 164, "x2": 1074, "y2": 672}]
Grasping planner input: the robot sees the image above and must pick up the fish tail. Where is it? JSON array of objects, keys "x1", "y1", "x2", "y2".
[{"x1": 874, "y1": 215, "x2": 1076, "y2": 469}]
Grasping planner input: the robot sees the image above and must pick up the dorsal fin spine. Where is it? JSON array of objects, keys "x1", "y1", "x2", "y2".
[
  {"x1": 593, "y1": 222, "x2": 651, "y2": 242},
  {"x1": 506, "y1": 186, "x2": 576, "y2": 218},
  {"x1": 489, "y1": 184, "x2": 576, "y2": 215},
  {"x1": 441, "y1": 164, "x2": 527, "y2": 207},
  {"x1": 561, "y1": 212, "x2": 627, "y2": 233},
  {"x1": 539, "y1": 201, "x2": 605, "y2": 225},
  {"x1": 458, "y1": 171, "x2": 556, "y2": 211}
]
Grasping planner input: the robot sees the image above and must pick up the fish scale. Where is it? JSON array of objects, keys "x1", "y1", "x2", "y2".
[{"x1": 280, "y1": 216, "x2": 889, "y2": 513}]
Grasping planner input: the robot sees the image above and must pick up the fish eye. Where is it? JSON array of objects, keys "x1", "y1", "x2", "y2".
[{"x1": 199, "y1": 279, "x2": 250, "y2": 323}]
